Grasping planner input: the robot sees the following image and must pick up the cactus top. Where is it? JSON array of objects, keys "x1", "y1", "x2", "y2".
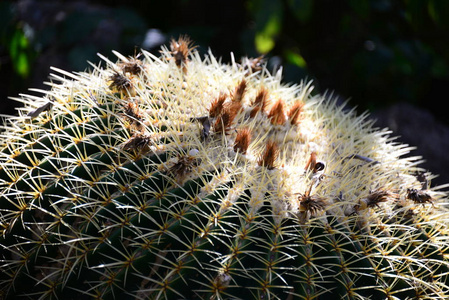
[{"x1": 0, "y1": 36, "x2": 448, "y2": 299}]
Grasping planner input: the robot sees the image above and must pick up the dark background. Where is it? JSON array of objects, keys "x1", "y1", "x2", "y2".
[{"x1": 1, "y1": 0, "x2": 449, "y2": 187}]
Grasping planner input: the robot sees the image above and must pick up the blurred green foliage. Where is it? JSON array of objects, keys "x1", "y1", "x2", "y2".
[
  {"x1": 245, "y1": 0, "x2": 449, "y2": 122},
  {"x1": 8, "y1": 26, "x2": 33, "y2": 78},
  {"x1": 0, "y1": 1, "x2": 147, "y2": 115},
  {"x1": 1, "y1": 0, "x2": 449, "y2": 123},
  {"x1": 1, "y1": 3, "x2": 33, "y2": 79}
]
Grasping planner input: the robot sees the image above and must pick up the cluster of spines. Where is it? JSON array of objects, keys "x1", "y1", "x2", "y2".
[{"x1": 0, "y1": 36, "x2": 448, "y2": 300}]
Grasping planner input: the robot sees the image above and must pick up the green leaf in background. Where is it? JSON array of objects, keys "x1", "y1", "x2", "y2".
[
  {"x1": 9, "y1": 27, "x2": 31, "y2": 78},
  {"x1": 285, "y1": 48, "x2": 307, "y2": 68},
  {"x1": 253, "y1": 0, "x2": 282, "y2": 53},
  {"x1": 255, "y1": 14, "x2": 281, "y2": 53}
]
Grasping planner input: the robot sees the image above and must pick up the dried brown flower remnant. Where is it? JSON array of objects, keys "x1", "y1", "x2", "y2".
[
  {"x1": 119, "y1": 54, "x2": 143, "y2": 75},
  {"x1": 367, "y1": 189, "x2": 399, "y2": 207},
  {"x1": 288, "y1": 100, "x2": 304, "y2": 125},
  {"x1": 122, "y1": 133, "x2": 152, "y2": 152},
  {"x1": 296, "y1": 183, "x2": 327, "y2": 224},
  {"x1": 299, "y1": 194, "x2": 326, "y2": 216},
  {"x1": 268, "y1": 99, "x2": 287, "y2": 125},
  {"x1": 167, "y1": 152, "x2": 201, "y2": 179},
  {"x1": 356, "y1": 189, "x2": 399, "y2": 212},
  {"x1": 233, "y1": 128, "x2": 251, "y2": 154},
  {"x1": 170, "y1": 36, "x2": 196, "y2": 73},
  {"x1": 109, "y1": 71, "x2": 133, "y2": 95},
  {"x1": 258, "y1": 140, "x2": 279, "y2": 170},
  {"x1": 406, "y1": 188, "x2": 433, "y2": 205},
  {"x1": 123, "y1": 101, "x2": 143, "y2": 129}
]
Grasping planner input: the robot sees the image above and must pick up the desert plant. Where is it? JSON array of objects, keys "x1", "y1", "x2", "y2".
[{"x1": 1, "y1": 36, "x2": 448, "y2": 300}]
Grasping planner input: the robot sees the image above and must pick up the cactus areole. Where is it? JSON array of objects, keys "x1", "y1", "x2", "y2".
[{"x1": 1, "y1": 37, "x2": 448, "y2": 300}]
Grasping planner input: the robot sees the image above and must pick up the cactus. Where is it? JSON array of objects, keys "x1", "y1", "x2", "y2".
[{"x1": 1, "y1": 36, "x2": 449, "y2": 300}]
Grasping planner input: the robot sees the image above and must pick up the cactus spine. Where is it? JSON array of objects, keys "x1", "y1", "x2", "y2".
[{"x1": 1, "y1": 37, "x2": 449, "y2": 299}]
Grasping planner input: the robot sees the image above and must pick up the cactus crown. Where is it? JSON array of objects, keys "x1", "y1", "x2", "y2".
[{"x1": 1, "y1": 37, "x2": 448, "y2": 299}]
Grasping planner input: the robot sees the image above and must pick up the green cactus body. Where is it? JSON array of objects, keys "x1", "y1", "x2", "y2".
[{"x1": 1, "y1": 38, "x2": 449, "y2": 299}]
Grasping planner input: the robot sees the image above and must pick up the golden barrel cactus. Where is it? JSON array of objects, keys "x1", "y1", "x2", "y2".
[{"x1": 0, "y1": 37, "x2": 448, "y2": 299}]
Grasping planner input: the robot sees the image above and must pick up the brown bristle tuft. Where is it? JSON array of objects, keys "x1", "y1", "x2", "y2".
[
  {"x1": 268, "y1": 99, "x2": 287, "y2": 125},
  {"x1": 213, "y1": 108, "x2": 236, "y2": 134},
  {"x1": 170, "y1": 35, "x2": 197, "y2": 73},
  {"x1": 224, "y1": 100, "x2": 243, "y2": 117},
  {"x1": 233, "y1": 128, "x2": 251, "y2": 154},
  {"x1": 258, "y1": 140, "x2": 279, "y2": 170},
  {"x1": 288, "y1": 100, "x2": 304, "y2": 125},
  {"x1": 209, "y1": 93, "x2": 227, "y2": 117},
  {"x1": 249, "y1": 88, "x2": 269, "y2": 118},
  {"x1": 231, "y1": 79, "x2": 247, "y2": 103},
  {"x1": 253, "y1": 88, "x2": 269, "y2": 107},
  {"x1": 249, "y1": 105, "x2": 261, "y2": 118},
  {"x1": 240, "y1": 56, "x2": 265, "y2": 73}
]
